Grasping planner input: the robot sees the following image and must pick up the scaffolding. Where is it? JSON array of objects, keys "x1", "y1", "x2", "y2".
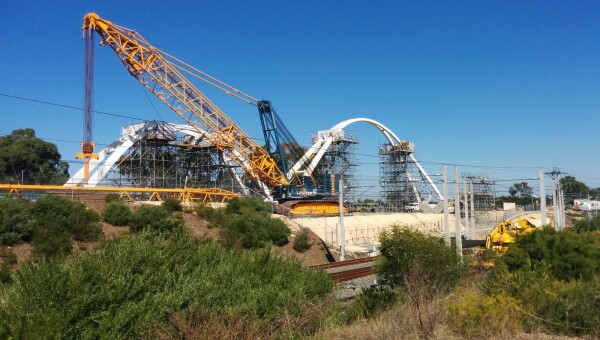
[
  {"x1": 379, "y1": 142, "x2": 419, "y2": 211},
  {"x1": 462, "y1": 173, "x2": 497, "y2": 231},
  {"x1": 312, "y1": 129, "x2": 359, "y2": 202},
  {"x1": 105, "y1": 122, "x2": 245, "y2": 194}
]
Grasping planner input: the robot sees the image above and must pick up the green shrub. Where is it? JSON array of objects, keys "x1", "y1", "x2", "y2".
[
  {"x1": 28, "y1": 195, "x2": 101, "y2": 256},
  {"x1": 216, "y1": 197, "x2": 289, "y2": 249},
  {"x1": 207, "y1": 208, "x2": 229, "y2": 228},
  {"x1": 376, "y1": 225, "x2": 465, "y2": 296},
  {"x1": 162, "y1": 198, "x2": 182, "y2": 214},
  {"x1": 501, "y1": 227, "x2": 600, "y2": 280},
  {"x1": 0, "y1": 263, "x2": 11, "y2": 284},
  {"x1": 32, "y1": 220, "x2": 72, "y2": 259},
  {"x1": 0, "y1": 234, "x2": 333, "y2": 339},
  {"x1": 0, "y1": 248, "x2": 17, "y2": 266},
  {"x1": 375, "y1": 225, "x2": 465, "y2": 337},
  {"x1": 225, "y1": 196, "x2": 271, "y2": 216},
  {"x1": 194, "y1": 203, "x2": 216, "y2": 220},
  {"x1": 104, "y1": 193, "x2": 121, "y2": 203},
  {"x1": 221, "y1": 213, "x2": 289, "y2": 249},
  {"x1": 347, "y1": 285, "x2": 399, "y2": 320},
  {"x1": 69, "y1": 203, "x2": 102, "y2": 242},
  {"x1": 574, "y1": 214, "x2": 600, "y2": 232},
  {"x1": 103, "y1": 201, "x2": 131, "y2": 226},
  {"x1": 482, "y1": 264, "x2": 600, "y2": 337},
  {"x1": 293, "y1": 229, "x2": 312, "y2": 252},
  {"x1": 524, "y1": 279, "x2": 600, "y2": 336},
  {"x1": 129, "y1": 205, "x2": 183, "y2": 235},
  {"x1": 29, "y1": 195, "x2": 75, "y2": 229},
  {"x1": 0, "y1": 197, "x2": 32, "y2": 245},
  {"x1": 173, "y1": 211, "x2": 184, "y2": 220}
]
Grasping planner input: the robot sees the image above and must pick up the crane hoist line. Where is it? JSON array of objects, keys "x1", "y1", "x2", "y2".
[{"x1": 82, "y1": 12, "x2": 290, "y2": 189}]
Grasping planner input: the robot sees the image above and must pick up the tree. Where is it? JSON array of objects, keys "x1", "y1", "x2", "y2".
[
  {"x1": 508, "y1": 182, "x2": 533, "y2": 198},
  {"x1": 0, "y1": 129, "x2": 69, "y2": 184},
  {"x1": 560, "y1": 176, "x2": 589, "y2": 199}
]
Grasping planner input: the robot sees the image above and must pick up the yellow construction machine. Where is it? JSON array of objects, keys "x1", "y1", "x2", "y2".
[
  {"x1": 484, "y1": 218, "x2": 537, "y2": 255},
  {"x1": 466, "y1": 218, "x2": 538, "y2": 270}
]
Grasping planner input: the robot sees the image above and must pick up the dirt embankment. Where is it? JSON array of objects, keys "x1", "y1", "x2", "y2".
[{"x1": 1, "y1": 201, "x2": 337, "y2": 270}]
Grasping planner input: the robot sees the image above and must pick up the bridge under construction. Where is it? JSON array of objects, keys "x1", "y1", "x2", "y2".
[{"x1": 1, "y1": 13, "x2": 451, "y2": 215}]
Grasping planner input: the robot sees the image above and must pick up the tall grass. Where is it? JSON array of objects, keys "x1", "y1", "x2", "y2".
[{"x1": 0, "y1": 233, "x2": 333, "y2": 339}]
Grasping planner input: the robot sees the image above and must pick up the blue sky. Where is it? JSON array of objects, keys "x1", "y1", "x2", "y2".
[{"x1": 1, "y1": 1, "x2": 599, "y2": 196}]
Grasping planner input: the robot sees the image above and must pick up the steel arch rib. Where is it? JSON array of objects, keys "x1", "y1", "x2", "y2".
[
  {"x1": 65, "y1": 122, "x2": 252, "y2": 194},
  {"x1": 290, "y1": 117, "x2": 443, "y2": 201}
]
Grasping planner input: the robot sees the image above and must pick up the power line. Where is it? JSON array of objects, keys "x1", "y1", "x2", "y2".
[{"x1": 0, "y1": 92, "x2": 147, "y2": 121}]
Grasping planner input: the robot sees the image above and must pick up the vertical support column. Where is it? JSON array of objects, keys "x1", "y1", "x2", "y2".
[
  {"x1": 338, "y1": 176, "x2": 345, "y2": 261},
  {"x1": 552, "y1": 174, "x2": 558, "y2": 230},
  {"x1": 558, "y1": 186, "x2": 566, "y2": 231},
  {"x1": 470, "y1": 179, "x2": 475, "y2": 238},
  {"x1": 463, "y1": 177, "x2": 470, "y2": 240},
  {"x1": 540, "y1": 168, "x2": 547, "y2": 226},
  {"x1": 442, "y1": 165, "x2": 450, "y2": 246},
  {"x1": 454, "y1": 166, "x2": 462, "y2": 256}
]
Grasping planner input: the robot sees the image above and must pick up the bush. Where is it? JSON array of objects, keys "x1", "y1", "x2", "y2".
[
  {"x1": 376, "y1": 225, "x2": 464, "y2": 295},
  {"x1": 225, "y1": 196, "x2": 271, "y2": 216},
  {"x1": 32, "y1": 220, "x2": 72, "y2": 259},
  {"x1": 347, "y1": 285, "x2": 399, "y2": 320},
  {"x1": 0, "y1": 263, "x2": 11, "y2": 284},
  {"x1": 0, "y1": 234, "x2": 333, "y2": 339},
  {"x1": 445, "y1": 291, "x2": 522, "y2": 339},
  {"x1": 574, "y1": 213, "x2": 600, "y2": 232},
  {"x1": 103, "y1": 201, "x2": 131, "y2": 226},
  {"x1": 69, "y1": 203, "x2": 102, "y2": 242},
  {"x1": 482, "y1": 264, "x2": 600, "y2": 337},
  {"x1": 293, "y1": 229, "x2": 312, "y2": 252},
  {"x1": 375, "y1": 225, "x2": 465, "y2": 337},
  {"x1": 194, "y1": 203, "x2": 216, "y2": 220},
  {"x1": 129, "y1": 205, "x2": 183, "y2": 235},
  {"x1": 500, "y1": 227, "x2": 600, "y2": 280},
  {"x1": 28, "y1": 195, "x2": 101, "y2": 257},
  {"x1": 162, "y1": 198, "x2": 182, "y2": 214},
  {"x1": 104, "y1": 193, "x2": 121, "y2": 203},
  {"x1": 0, "y1": 248, "x2": 17, "y2": 266},
  {"x1": 221, "y1": 197, "x2": 289, "y2": 249},
  {"x1": 221, "y1": 213, "x2": 290, "y2": 249},
  {"x1": 0, "y1": 197, "x2": 32, "y2": 245}
]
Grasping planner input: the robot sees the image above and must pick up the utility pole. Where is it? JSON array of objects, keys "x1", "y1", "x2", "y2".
[
  {"x1": 454, "y1": 166, "x2": 462, "y2": 256},
  {"x1": 337, "y1": 176, "x2": 345, "y2": 261},
  {"x1": 540, "y1": 168, "x2": 547, "y2": 226},
  {"x1": 442, "y1": 165, "x2": 450, "y2": 246},
  {"x1": 463, "y1": 176, "x2": 470, "y2": 240},
  {"x1": 548, "y1": 168, "x2": 565, "y2": 231},
  {"x1": 470, "y1": 179, "x2": 475, "y2": 238}
]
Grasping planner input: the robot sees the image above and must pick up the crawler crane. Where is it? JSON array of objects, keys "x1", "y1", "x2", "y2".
[{"x1": 82, "y1": 13, "x2": 292, "y2": 194}]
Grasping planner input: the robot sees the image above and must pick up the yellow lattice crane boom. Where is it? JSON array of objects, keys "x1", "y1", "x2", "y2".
[{"x1": 82, "y1": 13, "x2": 289, "y2": 188}]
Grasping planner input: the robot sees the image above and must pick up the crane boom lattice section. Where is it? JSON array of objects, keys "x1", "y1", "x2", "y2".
[{"x1": 83, "y1": 13, "x2": 288, "y2": 188}]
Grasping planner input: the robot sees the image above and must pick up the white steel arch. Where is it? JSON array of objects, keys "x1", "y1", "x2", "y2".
[
  {"x1": 65, "y1": 122, "x2": 254, "y2": 195},
  {"x1": 289, "y1": 117, "x2": 443, "y2": 202}
]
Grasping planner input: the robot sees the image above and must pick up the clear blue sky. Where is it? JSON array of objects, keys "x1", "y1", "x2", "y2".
[{"x1": 1, "y1": 1, "x2": 599, "y2": 195}]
